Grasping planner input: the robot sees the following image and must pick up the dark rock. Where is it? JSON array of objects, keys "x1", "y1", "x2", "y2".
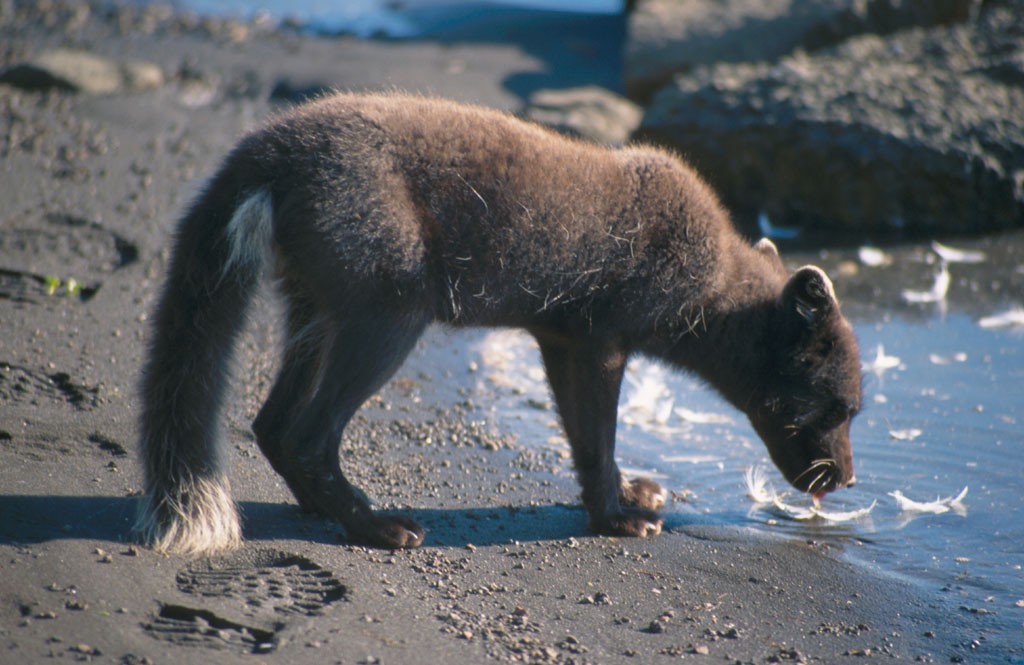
[
  {"x1": 635, "y1": 2, "x2": 1024, "y2": 234},
  {"x1": 804, "y1": 0, "x2": 980, "y2": 50},
  {"x1": 624, "y1": 0, "x2": 979, "y2": 101},
  {"x1": 625, "y1": 0, "x2": 844, "y2": 101}
]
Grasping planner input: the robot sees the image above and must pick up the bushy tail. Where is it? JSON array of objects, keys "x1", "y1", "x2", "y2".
[{"x1": 135, "y1": 184, "x2": 273, "y2": 555}]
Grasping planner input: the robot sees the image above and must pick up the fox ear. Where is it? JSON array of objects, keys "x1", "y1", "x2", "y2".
[
  {"x1": 753, "y1": 237, "x2": 779, "y2": 257},
  {"x1": 782, "y1": 265, "x2": 836, "y2": 324},
  {"x1": 753, "y1": 237, "x2": 784, "y2": 269}
]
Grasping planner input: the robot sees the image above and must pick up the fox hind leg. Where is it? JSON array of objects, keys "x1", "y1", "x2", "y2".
[
  {"x1": 251, "y1": 293, "x2": 333, "y2": 511},
  {"x1": 253, "y1": 299, "x2": 429, "y2": 549}
]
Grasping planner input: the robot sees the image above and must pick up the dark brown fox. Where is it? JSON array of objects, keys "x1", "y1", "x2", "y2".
[{"x1": 136, "y1": 92, "x2": 861, "y2": 555}]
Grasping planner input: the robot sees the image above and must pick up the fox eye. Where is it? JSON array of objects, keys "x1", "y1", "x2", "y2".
[{"x1": 793, "y1": 407, "x2": 823, "y2": 427}]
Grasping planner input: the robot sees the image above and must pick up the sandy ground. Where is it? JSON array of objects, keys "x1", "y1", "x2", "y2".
[{"x1": 0, "y1": 6, "x2": 992, "y2": 664}]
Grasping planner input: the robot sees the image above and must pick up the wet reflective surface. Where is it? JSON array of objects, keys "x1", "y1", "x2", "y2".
[{"x1": 444, "y1": 231, "x2": 1024, "y2": 651}]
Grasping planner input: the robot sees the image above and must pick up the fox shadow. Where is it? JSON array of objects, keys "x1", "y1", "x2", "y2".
[{"x1": 0, "y1": 495, "x2": 696, "y2": 550}]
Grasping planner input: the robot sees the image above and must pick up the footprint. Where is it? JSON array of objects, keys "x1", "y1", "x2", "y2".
[
  {"x1": 145, "y1": 604, "x2": 277, "y2": 654},
  {"x1": 0, "y1": 267, "x2": 99, "y2": 303},
  {"x1": 0, "y1": 362, "x2": 99, "y2": 410},
  {"x1": 0, "y1": 214, "x2": 139, "y2": 303},
  {"x1": 176, "y1": 549, "x2": 346, "y2": 616},
  {"x1": 145, "y1": 550, "x2": 346, "y2": 654}
]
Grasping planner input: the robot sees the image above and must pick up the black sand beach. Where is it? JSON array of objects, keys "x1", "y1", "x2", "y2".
[{"x1": 0, "y1": 3, "x2": 1000, "y2": 663}]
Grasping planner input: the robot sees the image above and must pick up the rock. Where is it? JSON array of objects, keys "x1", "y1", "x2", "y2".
[
  {"x1": 0, "y1": 48, "x2": 163, "y2": 94},
  {"x1": 624, "y1": 0, "x2": 979, "y2": 101},
  {"x1": 635, "y1": 2, "x2": 1024, "y2": 234},
  {"x1": 0, "y1": 48, "x2": 123, "y2": 93},
  {"x1": 804, "y1": 0, "x2": 980, "y2": 50},
  {"x1": 120, "y1": 60, "x2": 165, "y2": 91},
  {"x1": 625, "y1": 0, "x2": 846, "y2": 101},
  {"x1": 525, "y1": 86, "x2": 642, "y2": 145}
]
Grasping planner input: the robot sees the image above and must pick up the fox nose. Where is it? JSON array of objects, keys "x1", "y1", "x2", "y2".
[{"x1": 844, "y1": 475, "x2": 857, "y2": 489}]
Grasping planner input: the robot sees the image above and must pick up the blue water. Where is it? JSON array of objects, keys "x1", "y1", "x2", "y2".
[{"x1": 150, "y1": 0, "x2": 621, "y2": 37}]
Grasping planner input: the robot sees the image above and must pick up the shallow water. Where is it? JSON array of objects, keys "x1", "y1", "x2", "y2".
[
  {"x1": 464, "y1": 315, "x2": 1021, "y2": 592},
  {"x1": 445, "y1": 235, "x2": 1024, "y2": 654}
]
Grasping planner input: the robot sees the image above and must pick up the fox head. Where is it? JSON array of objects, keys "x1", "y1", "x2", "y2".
[{"x1": 749, "y1": 265, "x2": 862, "y2": 497}]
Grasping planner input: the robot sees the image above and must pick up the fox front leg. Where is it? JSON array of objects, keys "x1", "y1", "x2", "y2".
[{"x1": 535, "y1": 335, "x2": 663, "y2": 538}]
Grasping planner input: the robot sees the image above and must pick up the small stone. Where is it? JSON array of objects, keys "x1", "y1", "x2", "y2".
[
  {"x1": 959, "y1": 605, "x2": 990, "y2": 615},
  {"x1": 121, "y1": 61, "x2": 164, "y2": 90}
]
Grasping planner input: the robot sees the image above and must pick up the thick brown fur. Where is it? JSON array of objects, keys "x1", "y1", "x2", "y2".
[{"x1": 136, "y1": 92, "x2": 861, "y2": 554}]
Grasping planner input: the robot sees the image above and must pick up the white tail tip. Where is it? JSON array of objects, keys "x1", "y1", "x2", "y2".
[{"x1": 134, "y1": 476, "x2": 242, "y2": 556}]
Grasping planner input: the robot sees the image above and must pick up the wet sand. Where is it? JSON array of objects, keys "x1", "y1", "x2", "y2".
[{"x1": 0, "y1": 5, "x2": 990, "y2": 663}]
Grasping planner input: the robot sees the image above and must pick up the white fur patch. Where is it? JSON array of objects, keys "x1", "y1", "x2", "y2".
[
  {"x1": 222, "y1": 188, "x2": 273, "y2": 281},
  {"x1": 135, "y1": 476, "x2": 242, "y2": 556}
]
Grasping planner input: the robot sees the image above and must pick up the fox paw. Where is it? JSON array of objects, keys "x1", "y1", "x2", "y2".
[
  {"x1": 349, "y1": 514, "x2": 425, "y2": 549},
  {"x1": 620, "y1": 477, "x2": 667, "y2": 511},
  {"x1": 591, "y1": 507, "x2": 663, "y2": 538}
]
